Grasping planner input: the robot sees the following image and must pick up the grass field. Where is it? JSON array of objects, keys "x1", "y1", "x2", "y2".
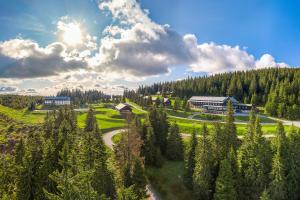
[
  {"x1": 0, "y1": 105, "x2": 45, "y2": 124},
  {"x1": 234, "y1": 115, "x2": 276, "y2": 123},
  {"x1": 77, "y1": 104, "x2": 126, "y2": 133},
  {"x1": 146, "y1": 160, "x2": 192, "y2": 200},
  {"x1": 193, "y1": 113, "x2": 223, "y2": 121},
  {"x1": 168, "y1": 116, "x2": 288, "y2": 135},
  {"x1": 165, "y1": 109, "x2": 191, "y2": 118}
]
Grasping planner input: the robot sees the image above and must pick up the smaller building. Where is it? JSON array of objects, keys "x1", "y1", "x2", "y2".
[
  {"x1": 115, "y1": 103, "x2": 132, "y2": 113},
  {"x1": 44, "y1": 96, "x2": 71, "y2": 106}
]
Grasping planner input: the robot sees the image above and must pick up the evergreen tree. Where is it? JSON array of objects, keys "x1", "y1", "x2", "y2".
[
  {"x1": 193, "y1": 124, "x2": 213, "y2": 200},
  {"x1": 16, "y1": 134, "x2": 44, "y2": 200},
  {"x1": 166, "y1": 122, "x2": 184, "y2": 161},
  {"x1": 286, "y1": 127, "x2": 300, "y2": 200},
  {"x1": 224, "y1": 101, "x2": 238, "y2": 152},
  {"x1": 173, "y1": 97, "x2": 180, "y2": 111},
  {"x1": 213, "y1": 156, "x2": 237, "y2": 200},
  {"x1": 131, "y1": 158, "x2": 147, "y2": 198},
  {"x1": 260, "y1": 189, "x2": 271, "y2": 200},
  {"x1": 14, "y1": 137, "x2": 25, "y2": 165},
  {"x1": 184, "y1": 128, "x2": 198, "y2": 189},
  {"x1": 269, "y1": 150, "x2": 287, "y2": 200}
]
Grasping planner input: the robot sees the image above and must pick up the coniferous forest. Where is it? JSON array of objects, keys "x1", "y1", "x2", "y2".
[
  {"x1": 137, "y1": 68, "x2": 300, "y2": 119},
  {"x1": 1, "y1": 102, "x2": 300, "y2": 200}
]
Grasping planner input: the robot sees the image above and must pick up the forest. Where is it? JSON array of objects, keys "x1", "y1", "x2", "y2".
[
  {"x1": 136, "y1": 68, "x2": 300, "y2": 119},
  {"x1": 57, "y1": 89, "x2": 122, "y2": 106},
  {"x1": 1, "y1": 101, "x2": 300, "y2": 200}
]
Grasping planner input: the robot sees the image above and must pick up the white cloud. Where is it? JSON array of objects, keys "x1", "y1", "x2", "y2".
[
  {"x1": 0, "y1": 0, "x2": 291, "y2": 92},
  {"x1": 96, "y1": 0, "x2": 289, "y2": 77},
  {"x1": 0, "y1": 39, "x2": 88, "y2": 78},
  {"x1": 255, "y1": 54, "x2": 289, "y2": 69}
]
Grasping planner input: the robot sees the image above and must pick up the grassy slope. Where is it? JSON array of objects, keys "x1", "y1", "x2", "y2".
[
  {"x1": 0, "y1": 105, "x2": 45, "y2": 124},
  {"x1": 77, "y1": 104, "x2": 125, "y2": 133}
]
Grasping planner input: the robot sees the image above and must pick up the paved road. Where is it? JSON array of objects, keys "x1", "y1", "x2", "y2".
[
  {"x1": 103, "y1": 129, "x2": 160, "y2": 200},
  {"x1": 181, "y1": 133, "x2": 275, "y2": 139}
]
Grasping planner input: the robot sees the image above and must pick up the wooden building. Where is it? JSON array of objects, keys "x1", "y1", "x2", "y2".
[{"x1": 115, "y1": 103, "x2": 132, "y2": 113}]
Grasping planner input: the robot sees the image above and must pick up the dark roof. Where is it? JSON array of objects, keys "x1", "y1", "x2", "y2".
[
  {"x1": 115, "y1": 103, "x2": 131, "y2": 111},
  {"x1": 45, "y1": 96, "x2": 70, "y2": 101},
  {"x1": 189, "y1": 96, "x2": 238, "y2": 104}
]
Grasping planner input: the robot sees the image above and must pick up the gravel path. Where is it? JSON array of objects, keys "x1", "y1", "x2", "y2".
[{"x1": 103, "y1": 129, "x2": 161, "y2": 200}]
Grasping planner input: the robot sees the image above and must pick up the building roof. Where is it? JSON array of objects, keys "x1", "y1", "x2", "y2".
[
  {"x1": 115, "y1": 103, "x2": 131, "y2": 111},
  {"x1": 189, "y1": 96, "x2": 238, "y2": 104},
  {"x1": 45, "y1": 96, "x2": 70, "y2": 101}
]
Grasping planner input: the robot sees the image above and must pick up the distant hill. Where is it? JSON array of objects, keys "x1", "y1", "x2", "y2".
[{"x1": 137, "y1": 68, "x2": 300, "y2": 119}]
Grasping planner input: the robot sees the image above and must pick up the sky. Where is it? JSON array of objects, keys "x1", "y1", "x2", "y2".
[{"x1": 0, "y1": 0, "x2": 299, "y2": 95}]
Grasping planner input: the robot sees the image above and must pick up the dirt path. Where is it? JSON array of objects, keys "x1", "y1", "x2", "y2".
[{"x1": 103, "y1": 129, "x2": 161, "y2": 200}]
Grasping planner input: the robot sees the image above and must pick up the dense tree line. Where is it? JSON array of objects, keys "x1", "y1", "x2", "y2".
[
  {"x1": 0, "y1": 95, "x2": 43, "y2": 109},
  {"x1": 181, "y1": 102, "x2": 300, "y2": 200},
  {"x1": 57, "y1": 89, "x2": 122, "y2": 106},
  {"x1": 137, "y1": 68, "x2": 300, "y2": 119}
]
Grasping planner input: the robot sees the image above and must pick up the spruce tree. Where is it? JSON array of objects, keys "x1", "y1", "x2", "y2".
[
  {"x1": 260, "y1": 189, "x2": 271, "y2": 200},
  {"x1": 224, "y1": 101, "x2": 238, "y2": 152},
  {"x1": 286, "y1": 127, "x2": 300, "y2": 200},
  {"x1": 269, "y1": 150, "x2": 287, "y2": 200},
  {"x1": 166, "y1": 122, "x2": 184, "y2": 161},
  {"x1": 193, "y1": 124, "x2": 213, "y2": 200},
  {"x1": 131, "y1": 158, "x2": 147, "y2": 198},
  {"x1": 184, "y1": 128, "x2": 198, "y2": 189},
  {"x1": 213, "y1": 156, "x2": 237, "y2": 200}
]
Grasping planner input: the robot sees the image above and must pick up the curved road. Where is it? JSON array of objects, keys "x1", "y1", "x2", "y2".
[{"x1": 103, "y1": 129, "x2": 161, "y2": 200}]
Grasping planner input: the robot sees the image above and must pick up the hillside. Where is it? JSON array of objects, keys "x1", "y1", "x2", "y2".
[{"x1": 137, "y1": 68, "x2": 300, "y2": 119}]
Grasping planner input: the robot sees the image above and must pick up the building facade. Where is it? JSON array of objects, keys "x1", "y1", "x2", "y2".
[
  {"x1": 44, "y1": 96, "x2": 71, "y2": 106},
  {"x1": 188, "y1": 96, "x2": 252, "y2": 113}
]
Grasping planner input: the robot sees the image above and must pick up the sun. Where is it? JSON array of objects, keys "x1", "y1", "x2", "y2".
[{"x1": 62, "y1": 22, "x2": 83, "y2": 46}]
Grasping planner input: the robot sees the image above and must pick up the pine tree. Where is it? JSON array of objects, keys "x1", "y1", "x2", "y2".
[
  {"x1": 44, "y1": 144, "x2": 80, "y2": 200},
  {"x1": 14, "y1": 137, "x2": 25, "y2": 165},
  {"x1": 213, "y1": 156, "x2": 237, "y2": 200},
  {"x1": 173, "y1": 97, "x2": 180, "y2": 111},
  {"x1": 131, "y1": 158, "x2": 147, "y2": 198},
  {"x1": 16, "y1": 134, "x2": 44, "y2": 200},
  {"x1": 166, "y1": 122, "x2": 184, "y2": 161},
  {"x1": 193, "y1": 124, "x2": 213, "y2": 200},
  {"x1": 260, "y1": 189, "x2": 271, "y2": 200},
  {"x1": 117, "y1": 186, "x2": 139, "y2": 200},
  {"x1": 286, "y1": 127, "x2": 300, "y2": 200},
  {"x1": 184, "y1": 128, "x2": 198, "y2": 189},
  {"x1": 269, "y1": 150, "x2": 287, "y2": 200},
  {"x1": 224, "y1": 101, "x2": 238, "y2": 152}
]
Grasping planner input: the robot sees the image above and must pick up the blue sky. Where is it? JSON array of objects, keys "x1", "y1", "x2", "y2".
[{"x1": 0, "y1": 0, "x2": 299, "y2": 95}]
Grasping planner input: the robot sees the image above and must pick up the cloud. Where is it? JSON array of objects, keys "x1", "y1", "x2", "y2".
[
  {"x1": 255, "y1": 54, "x2": 289, "y2": 69},
  {"x1": 96, "y1": 0, "x2": 289, "y2": 76},
  {"x1": 0, "y1": 0, "x2": 291, "y2": 84},
  {"x1": 0, "y1": 86, "x2": 17, "y2": 94},
  {"x1": 0, "y1": 39, "x2": 88, "y2": 78}
]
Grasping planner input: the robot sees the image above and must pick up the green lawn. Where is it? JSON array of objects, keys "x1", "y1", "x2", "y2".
[
  {"x1": 77, "y1": 104, "x2": 125, "y2": 133},
  {"x1": 165, "y1": 109, "x2": 191, "y2": 118},
  {"x1": 193, "y1": 113, "x2": 223, "y2": 121},
  {"x1": 234, "y1": 115, "x2": 276, "y2": 123},
  {"x1": 0, "y1": 105, "x2": 45, "y2": 124},
  {"x1": 146, "y1": 160, "x2": 192, "y2": 200},
  {"x1": 168, "y1": 117, "x2": 286, "y2": 135}
]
